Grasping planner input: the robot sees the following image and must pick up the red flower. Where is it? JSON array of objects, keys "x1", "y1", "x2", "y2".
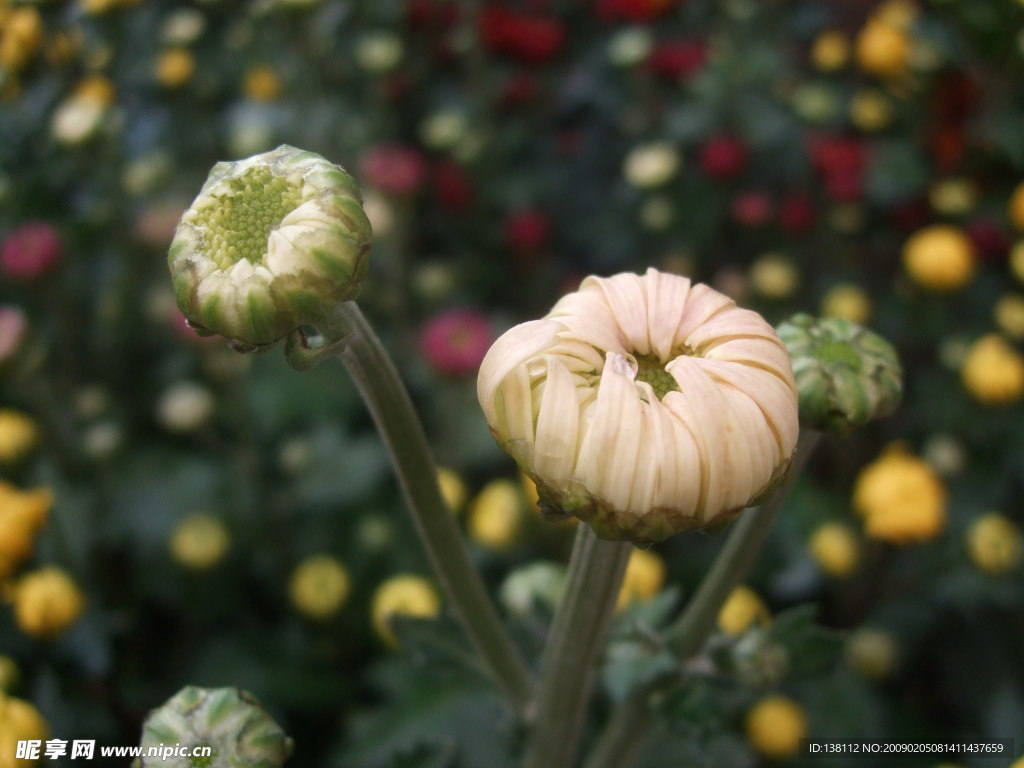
[
  {"x1": 731, "y1": 191, "x2": 774, "y2": 228},
  {"x1": 646, "y1": 41, "x2": 706, "y2": 80},
  {"x1": 433, "y1": 160, "x2": 474, "y2": 211},
  {"x1": 807, "y1": 135, "x2": 866, "y2": 202},
  {"x1": 597, "y1": 0, "x2": 679, "y2": 23},
  {"x1": 480, "y1": 5, "x2": 565, "y2": 64},
  {"x1": 505, "y1": 208, "x2": 550, "y2": 252},
  {"x1": 698, "y1": 135, "x2": 748, "y2": 180},
  {"x1": 778, "y1": 195, "x2": 816, "y2": 233},
  {"x1": 0, "y1": 221, "x2": 62, "y2": 281},
  {"x1": 360, "y1": 144, "x2": 427, "y2": 195},
  {"x1": 419, "y1": 308, "x2": 494, "y2": 376}
]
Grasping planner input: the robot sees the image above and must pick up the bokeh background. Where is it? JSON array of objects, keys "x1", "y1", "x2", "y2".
[{"x1": 1, "y1": 0, "x2": 1023, "y2": 765}]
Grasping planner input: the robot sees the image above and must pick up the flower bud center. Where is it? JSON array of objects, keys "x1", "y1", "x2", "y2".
[
  {"x1": 816, "y1": 338, "x2": 861, "y2": 368},
  {"x1": 633, "y1": 353, "x2": 681, "y2": 399},
  {"x1": 194, "y1": 166, "x2": 304, "y2": 269}
]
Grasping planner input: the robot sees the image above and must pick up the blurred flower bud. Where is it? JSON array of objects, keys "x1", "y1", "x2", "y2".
[
  {"x1": 0, "y1": 409, "x2": 38, "y2": 464},
  {"x1": 779, "y1": 195, "x2": 816, "y2": 233},
  {"x1": 419, "y1": 308, "x2": 494, "y2": 377},
  {"x1": 849, "y1": 89, "x2": 891, "y2": 132},
  {"x1": 12, "y1": 567, "x2": 85, "y2": 639},
  {"x1": 419, "y1": 109, "x2": 468, "y2": 151},
  {"x1": 698, "y1": 135, "x2": 748, "y2": 180},
  {"x1": 412, "y1": 260, "x2": 457, "y2": 303},
  {"x1": 360, "y1": 144, "x2": 426, "y2": 196},
  {"x1": 0, "y1": 693, "x2": 48, "y2": 761},
  {"x1": 169, "y1": 513, "x2": 230, "y2": 571},
  {"x1": 623, "y1": 142, "x2": 681, "y2": 188},
  {"x1": 0, "y1": 483, "x2": 51, "y2": 579},
  {"x1": 437, "y1": 467, "x2": 467, "y2": 514},
  {"x1": 961, "y1": 335, "x2": 1024, "y2": 405},
  {"x1": 853, "y1": 444, "x2": 946, "y2": 544},
  {"x1": 745, "y1": 695, "x2": 807, "y2": 760},
  {"x1": 0, "y1": 221, "x2": 62, "y2": 281},
  {"x1": 169, "y1": 145, "x2": 371, "y2": 349},
  {"x1": 478, "y1": 269, "x2": 798, "y2": 545},
  {"x1": 791, "y1": 82, "x2": 840, "y2": 124},
  {"x1": 355, "y1": 31, "x2": 403, "y2": 72},
  {"x1": 156, "y1": 381, "x2": 215, "y2": 433},
  {"x1": 82, "y1": 421, "x2": 123, "y2": 461},
  {"x1": 277, "y1": 437, "x2": 313, "y2": 476},
  {"x1": 903, "y1": 225, "x2": 976, "y2": 292},
  {"x1": 845, "y1": 627, "x2": 898, "y2": 681},
  {"x1": 808, "y1": 522, "x2": 860, "y2": 578},
  {"x1": 468, "y1": 479, "x2": 523, "y2": 551},
  {"x1": 777, "y1": 313, "x2": 902, "y2": 434},
  {"x1": 717, "y1": 585, "x2": 770, "y2": 636},
  {"x1": 136, "y1": 686, "x2": 292, "y2": 768},
  {"x1": 289, "y1": 554, "x2": 349, "y2": 620},
  {"x1": 50, "y1": 89, "x2": 111, "y2": 147},
  {"x1": 921, "y1": 432, "x2": 965, "y2": 477},
  {"x1": 732, "y1": 631, "x2": 790, "y2": 687},
  {"x1": 929, "y1": 178, "x2": 976, "y2": 216},
  {"x1": 0, "y1": 306, "x2": 28, "y2": 370},
  {"x1": 638, "y1": 196, "x2": 674, "y2": 231},
  {"x1": 371, "y1": 574, "x2": 441, "y2": 648},
  {"x1": 966, "y1": 513, "x2": 1022, "y2": 575},
  {"x1": 356, "y1": 514, "x2": 394, "y2": 552},
  {"x1": 995, "y1": 294, "x2": 1024, "y2": 340},
  {"x1": 731, "y1": 190, "x2": 774, "y2": 227},
  {"x1": 161, "y1": 8, "x2": 206, "y2": 45},
  {"x1": 855, "y1": 17, "x2": 909, "y2": 78},
  {"x1": 1009, "y1": 182, "x2": 1024, "y2": 233},
  {"x1": 499, "y1": 561, "x2": 567, "y2": 618},
  {"x1": 0, "y1": 7, "x2": 43, "y2": 71},
  {"x1": 607, "y1": 28, "x2": 653, "y2": 67},
  {"x1": 243, "y1": 65, "x2": 282, "y2": 102},
  {"x1": 505, "y1": 208, "x2": 549, "y2": 253},
  {"x1": 0, "y1": 655, "x2": 18, "y2": 692},
  {"x1": 155, "y1": 47, "x2": 195, "y2": 88},
  {"x1": 820, "y1": 283, "x2": 871, "y2": 325},
  {"x1": 615, "y1": 548, "x2": 665, "y2": 611},
  {"x1": 750, "y1": 254, "x2": 799, "y2": 300},
  {"x1": 811, "y1": 30, "x2": 849, "y2": 71}
]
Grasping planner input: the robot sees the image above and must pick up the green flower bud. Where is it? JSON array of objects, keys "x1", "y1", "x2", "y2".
[
  {"x1": 776, "y1": 313, "x2": 902, "y2": 434},
  {"x1": 135, "y1": 686, "x2": 293, "y2": 768},
  {"x1": 169, "y1": 145, "x2": 372, "y2": 351}
]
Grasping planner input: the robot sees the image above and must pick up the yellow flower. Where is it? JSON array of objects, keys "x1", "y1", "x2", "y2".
[
  {"x1": 0, "y1": 655, "x2": 18, "y2": 692},
  {"x1": 966, "y1": 512, "x2": 1022, "y2": 575},
  {"x1": 467, "y1": 479, "x2": 522, "y2": 551},
  {"x1": 74, "y1": 75, "x2": 116, "y2": 106},
  {"x1": 616, "y1": 548, "x2": 665, "y2": 610},
  {"x1": 808, "y1": 523, "x2": 860, "y2": 578},
  {"x1": 845, "y1": 627, "x2": 898, "y2": 681},
  {"x1": 12, "y1": 567, "x2": 85, "y2": 639},
  {"x1": 288, "y1": 555, "x2": 349, "y2": 620},
  {"x1": 371, "y1": 574, "x2": 440, "y2": 648},
  {"x1": 1009, "y1": 182, "x2": 1024, "y2": 232},
  {"x1": 168, "y1": 513, "x2": 230, "y2": 571},
  {"x1": 0, "y1": 6, "x2": 42, "y2": 71},
  {"x1": 0, "y1": 409, "x2": 38, "y2": 464},
  {"x1": 995, "y1": 294, "x2": 1024, "y2": 340},
  {"x1": 855, "y1": 17, "x2": 910, "y2": 78},
  {"x1": 820, "y1": 283, "x2": 871, "y2": 324},
  {"x1": 749, "y1": 254, "x2": 800, "y2": 300},
  {"x1": 961, "y1": 334, "x2": 1024, "y2": 405},
  {"x1": 850, "y1": 89, "x2": 891, "y2": 132},
  {"x1": 0, "y1": 483, "x2": 51, "y2": 578},
  {"x1": 156, "y1": 47, "x2": 195, "y2": 89},
  {"x1": 243, "y1": 65, "x2": 282, "y2": 102},
  {"x1": 853, "y1": 444, "x2": 946, "y2": 544},
  {"x1": 745, "y1": 694, "x2": 807, "y2": 760},
  {"x1": 811, "y1": 30, "x2": 849, "y2": 72},
  {"x1": 717, "y1": 585, "x2": 770, "y2": 636},
  {"x1": 437, "y1": 467, "x2": 467, "y2": 515},
  {"x1": 903, "y1": 225, "x2": 976, "y2": 292},
  {"x1": 929, "y1": 178, "x2": 976, "y2": 216},
  {"x1": 477, "y1": 269, "x2": 799, "y2": 545},
  {"x1": 0, "y1": 693, "x2": 48, "y2": 767}
]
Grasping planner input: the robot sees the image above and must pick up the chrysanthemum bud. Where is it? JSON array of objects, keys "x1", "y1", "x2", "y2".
[
  {"x1": 477, "y1": 268, "x2": 798, "y2": 545},
  {"x1": 136, "y1": 686, "x2": 293, "y2": 768},
  {"x1": 776, "y1": 313, "x2": 902, "y2": 434},
  {"x1": 168, "y1": 145, "x2": 372, "y2": 350}
]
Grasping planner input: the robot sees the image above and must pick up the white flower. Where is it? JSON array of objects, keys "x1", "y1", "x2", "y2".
[
  {"x1": 168, "y1": 145, "x2": 371, "y2": 348},
  {"x1": 477, "y1": 268, "x2": 799, "y2": 544},
  {"x1": 623, "y1": 142, "x2": 681, "y2": 188}
]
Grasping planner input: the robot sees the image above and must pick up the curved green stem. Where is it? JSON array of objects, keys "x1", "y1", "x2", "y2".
[
  {"x1": 584, "y1": 430, "x2": 822, "y2": 768},
  {"x1": 308, "y1": 302, "x2": 534, "y2": 714},
  {"x1": 522, "y1": 525, "x2": 633, "y2": 768}
]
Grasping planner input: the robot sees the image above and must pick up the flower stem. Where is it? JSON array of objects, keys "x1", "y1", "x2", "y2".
[
  {"x1": 522, "y1": 525, "x2": 633, "y2": 768},
  {"x1": 318, "y1": 302, "x2": 534, "y2": 714},
  {"x1": 584, "y1": 429, "x2": 822, "y2": 768}
]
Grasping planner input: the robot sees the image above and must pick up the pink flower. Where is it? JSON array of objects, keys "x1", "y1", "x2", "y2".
[
  {"x1": 731, "y1": 191, "x2": 774, "y2": 227},
  {"x1": 420, "y1": 309, "x2": 494, "y2": 376},
  {"x1": 0, "y1": 305, "x2": 28, "y2": 367},
  {"x1": 360, "y1": 144, "x2": 427, "y2": 195},
  {"x1": 1, "y1": 221, "x2": 62, "y2": 281}
]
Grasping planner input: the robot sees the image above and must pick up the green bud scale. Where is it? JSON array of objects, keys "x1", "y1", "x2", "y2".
[
  {"x1": 776, "y1": 313, "x2": 902, "y2": 434},
  {"x1": 169, "y1": 145, "x2": 372, "y2": 350},
  {"x1": 134, "y1": 686, "x2": 293, "y2": 768}
]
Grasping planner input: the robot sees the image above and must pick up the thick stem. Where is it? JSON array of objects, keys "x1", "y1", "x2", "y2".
[
  {"x1": 584, "y1": 430, "x2": 822, "y2": 768},
  {"x1": 321, "y1": 302, "x2": 533, "y2": 714},
  {"x1": 522, "y1": 525, "x2": 633, "y2": 768}
]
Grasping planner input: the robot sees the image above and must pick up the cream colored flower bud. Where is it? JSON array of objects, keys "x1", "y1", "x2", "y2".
[
  {"x1": 168, "y1": 145, "x2": 372, "y2": 350},
  {"x1": 477, "y1": 268, "x2": 799, "y2": 545}
]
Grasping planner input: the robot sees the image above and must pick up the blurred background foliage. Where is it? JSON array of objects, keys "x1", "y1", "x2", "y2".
[{"x1": 1, "y1": 0, "x2": 1023, "y2": 765}]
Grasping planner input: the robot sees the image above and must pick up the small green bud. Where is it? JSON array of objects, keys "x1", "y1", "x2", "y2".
[
  {"x1": 169, "y1": 145, "x2": 372, "y2": 350},
  {"x1": 776, "y1": 313, "x2": 902, "y2": 434},
  {"x1": 135, "y1": 686, "x2": 293, "y2": 768}
]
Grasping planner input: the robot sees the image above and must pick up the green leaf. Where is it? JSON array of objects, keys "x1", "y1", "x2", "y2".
[{"x1": 767, "y1": 604, "x2": 845, "y2": 678}]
